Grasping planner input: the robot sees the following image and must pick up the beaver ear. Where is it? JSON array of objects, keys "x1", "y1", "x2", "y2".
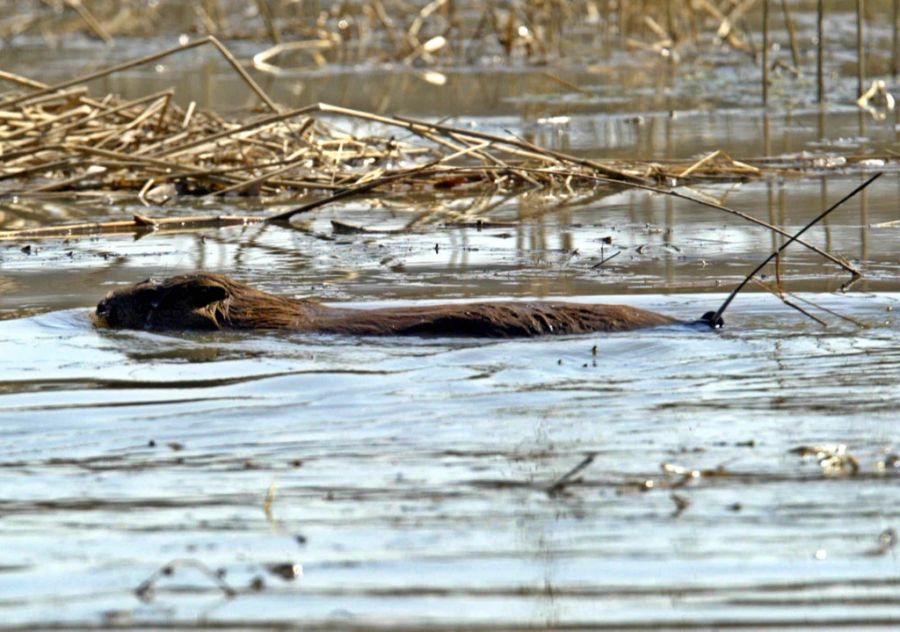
[{"x1": 159, "y1": 278, "x2": 229, "y2": 310}]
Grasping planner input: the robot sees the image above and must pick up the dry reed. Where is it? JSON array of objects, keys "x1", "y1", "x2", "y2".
[
  {"x1": 0, "y1": 32, "x2": 893, "y2": 285},
  {"x1": 1, "y1": 35, "x2": 893, "y2": 212}
]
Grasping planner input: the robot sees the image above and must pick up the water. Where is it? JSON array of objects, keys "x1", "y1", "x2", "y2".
[
  {"x1": 1, "y1": 291, "x2": 898, "y2": 629},
  {"x1": 2, "y1": 3, "x2": 900, "y2": 629}
]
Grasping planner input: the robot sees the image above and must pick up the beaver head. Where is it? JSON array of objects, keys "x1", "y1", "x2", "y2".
[
  {"x1": 95, "y1": 273, "x2": 317, "y2": 331},
  {"x1": 94, "y1": 274, "x2": 233, "y2": 330}
]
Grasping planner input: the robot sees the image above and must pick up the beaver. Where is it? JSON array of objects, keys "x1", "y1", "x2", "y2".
[{"x1": 93, "y1": 273, "x2": 717, "y2": 337}]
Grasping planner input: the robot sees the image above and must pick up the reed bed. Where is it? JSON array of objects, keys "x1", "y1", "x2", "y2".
[
  {"x1": 9, "y1": 0, "x2": 893, "y2": 72},
  {"x1": 1, "y1": 35, "x2": 893, "y2": 208},
  {"x1": 4, "y1": 0, "x2": 750, "y2": 64},
  {"x1": 0, "y1": 36, "x2": 739, "y2": 207},
  {"x1": 0, "y1": 74, "x2": 635, "y2": 200},
  {"x1": 0, "y1": 33, "x2": 895, "y2": 258},
  {"x1": 8, "y1": 0, "x2": 900, "y2": 110}
]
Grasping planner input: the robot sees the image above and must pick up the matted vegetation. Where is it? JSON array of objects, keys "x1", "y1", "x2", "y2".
[
  {"x1": 0, "y1": 31, "x2": 892, "y2": 272},
  {"x1": 0, "y1": 3, "x2": 896, "y2": 251},
  {"x1": 4, "y1": 0, "x2": 899, "y2": 214}
]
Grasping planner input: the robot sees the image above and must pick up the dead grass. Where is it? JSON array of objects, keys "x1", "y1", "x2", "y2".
[
  {"x1": 0, "y1": 34, "x2": 892, "y2": 281},
  {"x1": 2, "y1": 34, "x2": 893, "y2": 211}
]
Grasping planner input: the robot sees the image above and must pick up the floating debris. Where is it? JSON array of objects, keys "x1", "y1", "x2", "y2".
[
  {"x1": 857, "y1": 79, "x2": 896, "y2": 120},
  {"x1": 790, "y1": 444, "x2": 860, "y2": 476},
  {"x1": 670, "y1": 492, "x2": 690, "y2": 517},
  {"x1": 864, "y1": 528, "x2": 898, "y2": 557},
  {"x1": 265, "y1": 562, "x2": 303, "y2": 581},
  {"x1": 876, "y1": 454, "x2": 900, "y2": 472},
  {"x1": 1, "y1": 36, "x2": 895, "y2": 236}
]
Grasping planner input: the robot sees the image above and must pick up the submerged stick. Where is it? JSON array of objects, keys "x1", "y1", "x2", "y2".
[
  {"x1": 708, "y1": 172, "x2": 882, "y2": 326},
  {"x1": 752, "y1": 277, "x2": 828, "y2": 326},
  {"x1": 788, "y1": 292, "x2": 868, "y2": 327},
  {"x1": 135, "y1": 558, "x2": 236, "y2": 602}
]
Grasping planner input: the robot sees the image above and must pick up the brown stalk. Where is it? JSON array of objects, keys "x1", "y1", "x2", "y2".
[
  {"x1": 0, "y1": 36, "x2": 278, "y2": 114},
  {"x1": 146, "y1": 105, "x2": 317, "y2": 158},
  {"x1": 894, "y1": 0, "x2": 900, "y2": 78},
  {"x1": 751, "y1": 277, "x2": 828, "y2": 326},
  {"x1": 0, "y1": 213, "x2": 262, "y2": 241},
  {"x1": 6, "y1": 90, "x2": 174, "y2": 147},
  {"x1": 308, "y1": 103, "x2": 642, "y2": 183},
  {"x1": 203, "y1": 149, "x2": 312, "y2": 197},
  {"x1": 856, "y1": 0, "x2": 866, "y2": 98},
  {"x1": 62, "y1": 0, "x2": 113, "y2": 45},
  {"x1": 267, "y1": 139, "x2": 494, "y2": 223},
  {"x1": 780, "y1": 0, "x2": 801, "y2": 74},
  {"x1": 817, "y1": 0, "x2": 825, "y2": 102}
]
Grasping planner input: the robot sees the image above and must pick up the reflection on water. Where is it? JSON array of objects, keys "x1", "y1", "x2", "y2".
[{"x1": 2, "y1": 175, "x2": 898, "y2": 315}]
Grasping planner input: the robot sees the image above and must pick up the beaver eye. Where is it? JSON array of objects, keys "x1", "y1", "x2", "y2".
[
  {"x1": 98, "y1": 301, "x2": 119, "y2": 325},
  {"x1": 97, "y1": 299, "x2": 116, "y2": 320}
]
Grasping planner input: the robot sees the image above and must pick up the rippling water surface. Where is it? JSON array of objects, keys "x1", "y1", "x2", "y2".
[{"x1": 2, "y1": 286, "x2": 898, "y2": 629}]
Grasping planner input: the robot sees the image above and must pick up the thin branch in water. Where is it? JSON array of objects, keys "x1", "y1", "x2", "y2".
[
  {"x1": 709, "y1": 172, "x2": 882, "y2": 325},
  {"x1": 788, "y1": 293, "x2": 868, "y2": 328},
  {"x1": 2, "y1": 36, "x2": 278, "y2": 113},
  {"x1": 0, "y1": 214, "x2": 262, "y2": 240},
  {"x1": 752, "y1": 277, "x2": 829, "y2": 326},
  {"x1": 547, "y1": 453, "x2": 597, "y2": 496},
  {"x1": 590, "y1": 250, "x2": 621, "y2": 269}
]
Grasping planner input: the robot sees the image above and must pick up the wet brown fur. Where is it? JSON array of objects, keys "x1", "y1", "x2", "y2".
[{"x1": 94, "y1": 273, "x2": 681, "y2": 337}]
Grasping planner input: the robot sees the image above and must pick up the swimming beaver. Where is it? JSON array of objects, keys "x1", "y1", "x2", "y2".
[{"x1": 93, "y1": 273, "x2": 713, "y2": 337}]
